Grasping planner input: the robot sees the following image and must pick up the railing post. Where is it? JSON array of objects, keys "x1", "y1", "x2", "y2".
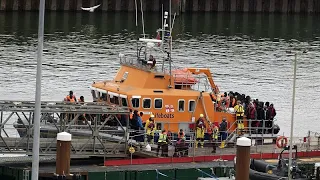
[
  {"x1": 56, "y1": 132, "x2": 72, "y2": 176},
  {"x1": 235, "y1": 137, "x2": 251, "y2": 180}
]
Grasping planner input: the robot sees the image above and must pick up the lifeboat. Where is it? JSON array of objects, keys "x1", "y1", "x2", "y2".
[{"x1": 172, "y1": 68, "x2": 198, "y2": 85}]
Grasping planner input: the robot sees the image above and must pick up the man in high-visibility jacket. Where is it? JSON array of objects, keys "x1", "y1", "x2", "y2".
[
  {"x1": 195, "y1": 114, "x2": 206, "y2": 148},
  {"x1": 157, "y1": 130, "x2": 168, "y2": 157},
  {"x1": 212, "y1": 124, "x2": 219, "y2": 153},
  {"x1": 234, "y1": 100, "x2": 245, "y2": 135},
  {"x1": 145, "y1": 114, "x2": 155, "y2": 143}
]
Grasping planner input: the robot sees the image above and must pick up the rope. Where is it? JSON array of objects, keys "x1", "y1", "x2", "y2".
[
  {"x1": 196, "y1": 168, "x2": 218, "y2": 179},
  {"x1": 155, "y1": 169, "x2": 177, "y2": 180}
]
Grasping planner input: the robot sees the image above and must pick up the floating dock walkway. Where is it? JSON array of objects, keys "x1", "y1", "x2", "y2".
[{"x1": 0, "y1": 100, "x2": 140, "y2": 158}]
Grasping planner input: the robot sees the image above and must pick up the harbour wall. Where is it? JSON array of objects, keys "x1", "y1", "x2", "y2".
[{"x1": 0, "y1": 0, "x2": 319, "y2": 13}]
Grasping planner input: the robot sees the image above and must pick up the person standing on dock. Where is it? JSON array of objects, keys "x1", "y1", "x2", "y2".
[
  {"x1": 195, "y1": 114, "x2": 206, "y2": 148},
  {"x1": 219, "y1": 118, "x2": 228, "y2": 148},
  {"x1": 64, "y1": 90, "x2": 77, "y2": 102},
  {"x1": 212, "y1": 123, "x2": 219, "y2": 153},
  {"x1": 157, "y1": 130, "x2": 168, "y2": 157},
  {"x1": 145, "y1": 114, "x2": 155, "y2": 144},
  {"x1": 234, "y1": 100, "x2": 245, "y2": 135}
]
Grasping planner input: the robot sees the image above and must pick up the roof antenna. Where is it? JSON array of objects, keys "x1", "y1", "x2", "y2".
[
  {"x1": 135, "y1": 0, "x2": 139, "y2": 59},
  {"x1": 140, "y1": 0, "x2": 146, "y2": 38},
  {"x1": 168, "y1": 0, "x2": 173, "y2": 88}
]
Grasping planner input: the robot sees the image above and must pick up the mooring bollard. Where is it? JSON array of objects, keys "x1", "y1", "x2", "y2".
[
  {"x1": 235, "y1": 137, "x2": 251, "y2": 180},
  {"x1": 56, "y1": 132, "x2": 72, "y2": 176}
]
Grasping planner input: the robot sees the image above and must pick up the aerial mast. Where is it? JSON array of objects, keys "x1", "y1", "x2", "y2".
[{"x1": 168, "y1": 0, "x2": 172, "y2": 88}]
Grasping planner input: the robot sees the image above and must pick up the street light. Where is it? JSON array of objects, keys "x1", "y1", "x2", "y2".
[
  {"x1": 287, "y1": 50, "x2": 306, "y2": 179},
  {"x1": 31, "y1": 0, "x2": 45, "y2": 180},
  {"x1": 287, "y1": 53, "x2": 297, "y2": 180}
]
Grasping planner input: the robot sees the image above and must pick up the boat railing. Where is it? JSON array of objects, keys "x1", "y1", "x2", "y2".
[
  {"x1": 172, "y1": 71, "x2": 212, "y2": 92},
  {"x1": 119, "y1": 53, "x2": 164, "y2": 74},
  {"x1": 124, "y1": 128, "x2": 320, "y2": 160},
  {"x1": 224, "y1": 118, "x2": 278, "y2": 142}
]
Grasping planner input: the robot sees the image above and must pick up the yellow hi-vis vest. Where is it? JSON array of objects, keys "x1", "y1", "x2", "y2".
[
  {"x1": 158, "y1": 133, "x2": 167, "y2": 143},
  {"x1": 234, "y1": 105, "x2": 244, "y2": 116},
  {"x1": 213, "y1": 127, "x2": 219, "y2": 140}
]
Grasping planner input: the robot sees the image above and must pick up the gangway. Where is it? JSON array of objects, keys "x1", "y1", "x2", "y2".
[{"x1": 0, "y1": 100, "x2": 131, "y2": 158}]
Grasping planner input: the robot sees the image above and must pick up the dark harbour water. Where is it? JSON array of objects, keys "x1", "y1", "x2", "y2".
[{"x1": 0, "y1": 12, "x2": 320, "y2": 136}]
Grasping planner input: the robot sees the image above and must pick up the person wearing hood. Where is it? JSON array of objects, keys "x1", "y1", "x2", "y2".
[{"x1": 219, "y1": 117, "x2": 228, "y2": 148}]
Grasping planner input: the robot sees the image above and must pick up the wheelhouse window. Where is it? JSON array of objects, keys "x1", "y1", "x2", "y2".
[
  {"x1": 114, "y1": 96, "x2": 119, "y2": 105},
  {"x1": 96, "y1": 91, "x2": 101, "y2": 100},
  {"x1": 154, "y1": 98, "x2": 163, "y2": 109},
  {"x1": 131, "y1": 98, "x2": 140, "y2": 108},
  {"x1": 178, "y1": 99, "x2": 185, "y2": 112},
  {"x1": 101, "y1": 93, "x2": 107, "y2": 101},
  {"x1": 91, "y1": 90, "x2": 97, "y2": 101},
  {"x1": 109, "y1": 95, "x2": 115, "y2": 104},
  {"x1": 121, "y1": 98, "x2": 128, "y2": 106},
  {"x1": 188, "y1": 100, "x2": 195, "y2": 112},
  {"x1": 143, "y1": 98, "x2": 151, "y2": 109}
]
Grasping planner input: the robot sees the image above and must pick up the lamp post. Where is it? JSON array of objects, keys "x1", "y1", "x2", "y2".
[
  {"x1": 31, "y1": 0, "x2": 45, "y2": 180},
  {"x1": 288, "y1": 53, "x2": 297, "y2": 179}
]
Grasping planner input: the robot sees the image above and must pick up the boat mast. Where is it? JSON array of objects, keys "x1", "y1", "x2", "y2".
[
  {"x1": 32, "y1": 0, "x2": 45, "y2": 180},
  {"x1": 140, "y1": 0, "x2": 146, "y2": 39},
  {"x1": 168, "y1": 0, "x2": 172, "y2": 88},
  {"x1": 161, "y1": 4, "x2": 165, "y2": 72},
  {"x1": 135, "y1": 0, "x2": 138, "y2": 59}
]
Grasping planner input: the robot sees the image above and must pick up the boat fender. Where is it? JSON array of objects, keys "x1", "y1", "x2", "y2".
[{"x1": 276, "y1": 136, "x2": 288, "y2": 148}]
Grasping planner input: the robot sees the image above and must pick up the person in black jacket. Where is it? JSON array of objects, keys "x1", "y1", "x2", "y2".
[{"x1": 219, "y1": 118, "x2": 228, "y2": 148}]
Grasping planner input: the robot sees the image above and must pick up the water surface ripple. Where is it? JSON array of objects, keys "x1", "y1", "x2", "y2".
[{"x1": 0, "y1": 12, "x2": 320, "y2": 136}]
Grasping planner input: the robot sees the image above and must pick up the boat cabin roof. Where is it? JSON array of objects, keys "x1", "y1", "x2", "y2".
[{"x1": 91, "y1": 81, "x2": 209, "y2": 97}]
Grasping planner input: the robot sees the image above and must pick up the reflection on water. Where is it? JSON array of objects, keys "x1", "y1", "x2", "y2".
[{"x1": 0, "y1": 12, "x2": 320, "y2": 136}]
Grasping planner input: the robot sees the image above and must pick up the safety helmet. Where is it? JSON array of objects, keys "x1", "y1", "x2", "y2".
[
  {"x1": 200, "y1": 114, "x2": 204, "y2": 118},
  {"x1": 150, "y1": 114, "x2": 155, "y2": 118}
]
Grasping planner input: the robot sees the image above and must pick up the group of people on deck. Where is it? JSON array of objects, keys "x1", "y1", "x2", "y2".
[
  {"x1": 216, "y1": 91, "x2": 277, "y2": 135},
  {"x1": 195, "y1": 114, "x2": 228, "y2": 153},
  {"x1": 127, "y1": 109, "x2": 189, "y2": 157}
]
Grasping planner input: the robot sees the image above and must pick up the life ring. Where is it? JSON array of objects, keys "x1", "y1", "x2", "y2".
[{"x1": 276, "y1": 136, "x2": 288, "y2": 148}]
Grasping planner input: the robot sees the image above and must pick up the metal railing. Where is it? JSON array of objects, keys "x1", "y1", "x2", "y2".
[
  {"x1": 0, "y1": 100, "x2": 130, "y2": 158},
  {"x1": 124, "y1": 127, "x2": 320, "y2": 161}
]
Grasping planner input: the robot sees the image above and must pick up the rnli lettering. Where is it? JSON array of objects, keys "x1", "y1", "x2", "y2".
[{"x1": 155, "y1": 113, "x2": 174, "y2": 119}]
